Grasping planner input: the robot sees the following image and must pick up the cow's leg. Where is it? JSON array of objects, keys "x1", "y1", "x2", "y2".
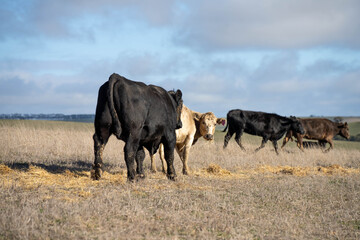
[
  {"x1": 150, "y1": 144, "x2": 166, "y2": 173},
  {"x1": 181, "y1": 145, "x2": 190, "y2": 175},
  {"x1": 163, "y1": 139, "x2": 177, "y2": 181},
  {"x1": 179, "y1": 136, "x2": 194, "y2": 175},
  {"x1": 91, "y1": 127, "x2": 110, "y2": 180},
  {"x1": 234, "y1": 130, "x2": 246, "y2": 151},
  {"x1": 318, "y1": 140, "x2": 327, "y2": 149},
  {"x1": 324, "y1": 139, "x2": 333, "y2": 152},
  {"x1": 124, "y1": 137, "x2": 140, "y2": 182},
  {"x1": 272, "y1": 140, "x2": 279, "y2": 155},
  {"x1": 223, "y1": 128, "x2": 234, "y2": 149},
  {"x1": 175, "y1": 146, "x2": 185, "y2": 174},
  {"x1": 297, "y1": 136, "x2": 304, "y2": 151},
  {"x1": 159, "y1": 144, "x2": 167, "y2": 173},
  {"x1": 255, "y1": 138, "x2": 267, "y2": 152},
  {"x1": 281, "y1": 131, "x2": 292, "y2": 149},
  {"x1": 135, "y1": 147, "x2": 146, "y2": 179},
  {"x1": 150, "y1": 153, "x2": 157, "y2": 173}
]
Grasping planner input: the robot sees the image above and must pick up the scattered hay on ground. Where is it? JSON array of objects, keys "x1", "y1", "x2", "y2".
[
  {"x1": 252, "y1": 165, "x2": 360, "y2": 176},
  {"x1": 0, "y1": 164, "x2": 125, "y2": 202},
  {"x1": 193, "y1": 163, "x2": 237, "y2": 179},
  {"x1": 205, "y1": 163, "x2": 231, "y2": 175},
  {"x1": 0, "y1": 164, "x2": 12, "y2": 174}
]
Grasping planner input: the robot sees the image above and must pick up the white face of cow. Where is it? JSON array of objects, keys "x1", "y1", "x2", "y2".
[{"x1": 196, "y1": 112, "x2": 226, "y2": 141}]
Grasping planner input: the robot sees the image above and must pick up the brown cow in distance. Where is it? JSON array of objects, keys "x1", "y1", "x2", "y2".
[
  {"x1": 281, "y1": 118, "x2": 350, "y2": 152},
  {"x1": 150, "y1": 105, "x2": 225, "y2": 175}
]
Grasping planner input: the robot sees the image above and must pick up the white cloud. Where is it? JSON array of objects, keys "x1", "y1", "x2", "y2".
[{"x1": 176, "y1": 0, "x2": 360, "y2": 50}]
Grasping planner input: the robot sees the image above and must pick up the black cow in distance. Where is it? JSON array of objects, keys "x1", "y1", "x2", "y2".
[
  {"x1": 92, "y1": 73, "x2": 183, "y2": 181},
  {"x1": 223, "y1": 109, "x2": 304, "y2": 154}
]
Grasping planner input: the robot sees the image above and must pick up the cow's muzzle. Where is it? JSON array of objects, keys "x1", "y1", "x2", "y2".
[{"x1": 204, "y1": 134, "x2": 214, "y2": 140}]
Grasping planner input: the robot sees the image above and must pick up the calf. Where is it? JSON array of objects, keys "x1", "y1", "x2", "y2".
[
  {"x1": 151, "y1": 105, "x2": 225, "y2": 174},
  {"x1": 223, "y1": 109, "x2": 304, "y2": 154},
  {"x1": 281, "y1": 118, "x2": 350, "y2": 152},
  {"x1": 92, "y1": 73, "x2": 183, "y2": 181}
]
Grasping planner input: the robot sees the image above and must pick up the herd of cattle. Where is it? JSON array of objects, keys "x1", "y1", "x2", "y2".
[{"x1": 91, "y1": 73, "x2": 350, "y2": 181}]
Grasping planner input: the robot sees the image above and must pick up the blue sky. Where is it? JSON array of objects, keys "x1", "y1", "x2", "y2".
[{"x1": 1, "y1": 0, "x2": 359, "y2": 117}]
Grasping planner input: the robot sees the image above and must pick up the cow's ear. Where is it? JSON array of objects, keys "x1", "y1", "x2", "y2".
[
  {"x1": 338, "y1": 122, "x2": 348, "y2": 128},
  {"x1": 175, "y1": 89, "x2": 182, "y2": 103},
  {"x1": 217, "y1": 118, "x2": 226, "y2": 126},
  {"x1": 193, "y1": 112, "x2": 202, "y2": 121}
]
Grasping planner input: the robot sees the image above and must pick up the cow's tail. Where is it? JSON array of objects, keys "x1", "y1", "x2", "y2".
[{"x1": 108, "y1": 73, "x2": 122, "y2": 139}]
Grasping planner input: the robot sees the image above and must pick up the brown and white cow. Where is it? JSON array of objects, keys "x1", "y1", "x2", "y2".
[
  {"x1": 281, "y1": 118, "x2": 350, "y2": 152},
  {"x1": 150, "y1": 105, "x2": 225, "y2": 175}
]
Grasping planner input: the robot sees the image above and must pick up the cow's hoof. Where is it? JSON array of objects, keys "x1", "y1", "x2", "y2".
[
  {"x1": 182, "y1": 169, "x2": 188, "y2": 175},
  {"x1": 127, "y1": 177, "x2": 135, "y2": 183},
  {"x1": 167, "y1": 173, "x2": 177, "y2": 181},
  {"x1": 136, "y1": 173, "x2": 146, "y2": 180},
  {"x1": 90, "y1": 166, "x2": 102, "y2": 180},
  {"x1": 150, "y1": 168, "x2": 157, "y2": 173}
]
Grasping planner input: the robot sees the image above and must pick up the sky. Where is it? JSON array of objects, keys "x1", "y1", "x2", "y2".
[{"x1": 0, "y1": 0, "x2": 360, "y2": 117}]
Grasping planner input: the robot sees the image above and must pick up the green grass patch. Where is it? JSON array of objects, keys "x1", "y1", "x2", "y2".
[{"x1": 349, "y1": 122, "x2": 360, "y2": 136}]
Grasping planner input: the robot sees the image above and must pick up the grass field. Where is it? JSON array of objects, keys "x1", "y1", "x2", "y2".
[{"x1": 1, "y1": 120, "x2": 360, "y2": 239}]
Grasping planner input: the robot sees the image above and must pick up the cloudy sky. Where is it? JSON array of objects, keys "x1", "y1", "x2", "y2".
[{"x1": 1, "y1": 0, "x2": 359, "y2": 117}]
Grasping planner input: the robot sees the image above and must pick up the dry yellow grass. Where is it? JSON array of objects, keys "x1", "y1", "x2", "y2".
[{"x1": 1, "y1": 120, "x2": 360, "y2": 239}]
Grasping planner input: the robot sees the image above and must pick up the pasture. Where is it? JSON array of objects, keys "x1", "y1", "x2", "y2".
[{"x1": 1, "y1": 120, "x2": 360, "y2": 239}]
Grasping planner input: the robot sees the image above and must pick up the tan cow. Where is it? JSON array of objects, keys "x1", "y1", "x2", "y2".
[{"x1": 150, "y1": 105, "x2": 225, "y2": 175}]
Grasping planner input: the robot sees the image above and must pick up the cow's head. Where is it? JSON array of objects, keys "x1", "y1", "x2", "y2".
[
  {"x1": 168, "y1": 89, "x2": 183, "y2": 129},
  {"x1": 337, "y1": 122, "x2": 350, "y2": 139},
  {"x1": 290, "y1": 116, "x2": 305, "y2": 135},
  {"x1": 193, "y1": 112, "x2": 226, "y2": 141}
]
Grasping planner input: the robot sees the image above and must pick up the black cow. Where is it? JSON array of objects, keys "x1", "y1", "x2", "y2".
[
  {"x1": 223, "y1": 109, "x2": 305, "y2": 154},
  {"x1": 91, "y1": 73, "x2": 183, "y2": 181}
]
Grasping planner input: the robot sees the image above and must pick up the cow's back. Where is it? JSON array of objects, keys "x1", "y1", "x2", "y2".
[
  {"x1": 229, "y1": 110, "x2": 282, "y2": 136},
  {"x1": 111, "y1": 76, "x2": 178, "y2": 141},
  {"x1": 300, "y1": 118, "x2": 336, "y2": 140}
]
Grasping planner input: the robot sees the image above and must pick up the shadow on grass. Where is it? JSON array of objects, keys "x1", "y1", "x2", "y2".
[
  {"x1": 4, "y1": 160, "x2": 126, "y2": 176},
  {"x1": 5, "y1": 160, "x2": 93, "y2": 174}
]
